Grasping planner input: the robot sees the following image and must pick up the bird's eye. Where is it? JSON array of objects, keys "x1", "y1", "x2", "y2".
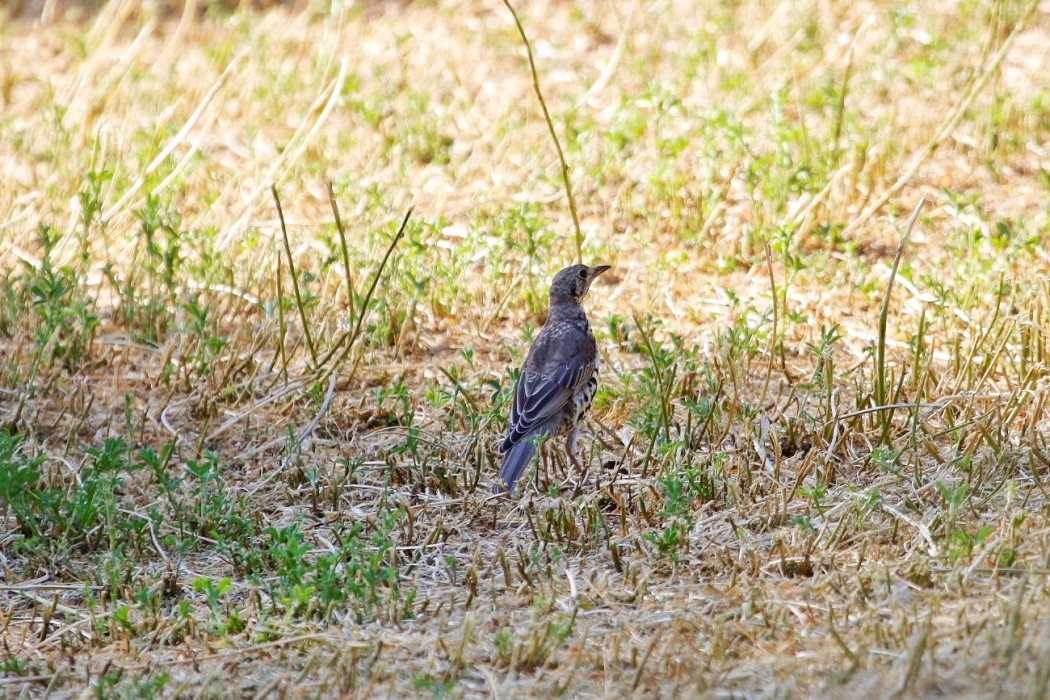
[{"x1": 577, "y1": 268, "x2": 589, "y2": 279}]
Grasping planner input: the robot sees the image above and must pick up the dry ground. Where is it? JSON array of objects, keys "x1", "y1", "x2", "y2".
[{"x1": 2, "y1": 0, "x2": 1050, "y2": 697}]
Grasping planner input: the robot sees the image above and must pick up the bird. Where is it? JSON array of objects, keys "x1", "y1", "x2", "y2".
[{"x1": 495, "y1": 264, "x2": 611, "y2": 494}]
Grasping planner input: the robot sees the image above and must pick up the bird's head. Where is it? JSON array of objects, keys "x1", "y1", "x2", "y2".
[{"x1": 549, "y1": 264, "x2": 612, "y2": 302}]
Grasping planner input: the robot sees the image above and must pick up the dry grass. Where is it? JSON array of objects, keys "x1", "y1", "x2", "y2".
[{"x1": 2, "y1": 0, "x2": 1050, "y2": 697}]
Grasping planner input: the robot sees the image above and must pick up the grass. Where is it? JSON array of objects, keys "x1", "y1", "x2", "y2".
[{"x1": 1, "y1": 0, "x2": 1050, "y2": 696}]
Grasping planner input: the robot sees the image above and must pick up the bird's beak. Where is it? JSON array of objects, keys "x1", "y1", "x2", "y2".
[{"x1": 591, "y1": 265, "x2": 612, "y2": 278}]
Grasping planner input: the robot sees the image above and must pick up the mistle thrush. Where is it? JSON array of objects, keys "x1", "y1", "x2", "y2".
[{"x1": 495, "y1": 264, "x2": 611, "y2": 494}]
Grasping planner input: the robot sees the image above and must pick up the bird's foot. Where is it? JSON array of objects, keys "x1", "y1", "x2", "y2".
[{"x1": 565, "y1": 471, "x2": 595, "y2": 498}]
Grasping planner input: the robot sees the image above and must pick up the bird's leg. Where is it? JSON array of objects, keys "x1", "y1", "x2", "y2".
[
  {"x1": 535, "y1": 441, "x2": 550, "y2": 493},
  {"x1": 565, "y1": 428, "x2": 588, "y2": 492},
  {"x1": 564, "y1": 427, "x2": 596, "y2": 492},
  {"x1": 565, "y1": 427, "x2": 582, "y2": 470}
]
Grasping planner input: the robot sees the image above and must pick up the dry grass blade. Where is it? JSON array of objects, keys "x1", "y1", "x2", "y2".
[{"x1": 100, "y1": 49, "x2": 246, "y2": 223}]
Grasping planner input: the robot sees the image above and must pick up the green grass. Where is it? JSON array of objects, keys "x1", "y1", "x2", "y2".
[{"x1": 1, "y1": 0, "x2": 1050, "y2": 696}]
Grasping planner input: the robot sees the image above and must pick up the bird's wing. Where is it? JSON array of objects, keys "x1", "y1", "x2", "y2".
[{"x1": 502, "y1": 355, "x2": 593, "y2": 450}]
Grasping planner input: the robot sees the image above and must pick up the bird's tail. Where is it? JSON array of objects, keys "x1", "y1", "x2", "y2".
[{"x1": 495, "y1": 440, "x2": 538, "y2": 495}]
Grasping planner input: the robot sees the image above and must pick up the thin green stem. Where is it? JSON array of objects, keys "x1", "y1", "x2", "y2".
[
  {"x1": 327, "y1": 180, "x2": 357, "y2": 317},
  {"x1": 315, "y1": 208, "x2": 413, "y2": 381},
  {"x1": 501, "y1": 0, "x2": 583, "y2": 263},
  {"x1": 271, "y1": 184, "x2": 318, "y2": 367},
  {"x1": 876, "y1": 195, "x2": 926, "y2": 444}
]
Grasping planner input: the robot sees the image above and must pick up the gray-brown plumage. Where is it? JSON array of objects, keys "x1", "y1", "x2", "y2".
[{"x1": 495, "y1": 264, "x2": 611, "y2": 494}]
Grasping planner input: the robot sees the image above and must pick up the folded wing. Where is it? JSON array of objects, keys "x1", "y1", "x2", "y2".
[{"x1": 500, "y1": 356, "x2": 592, "y2": 452}]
